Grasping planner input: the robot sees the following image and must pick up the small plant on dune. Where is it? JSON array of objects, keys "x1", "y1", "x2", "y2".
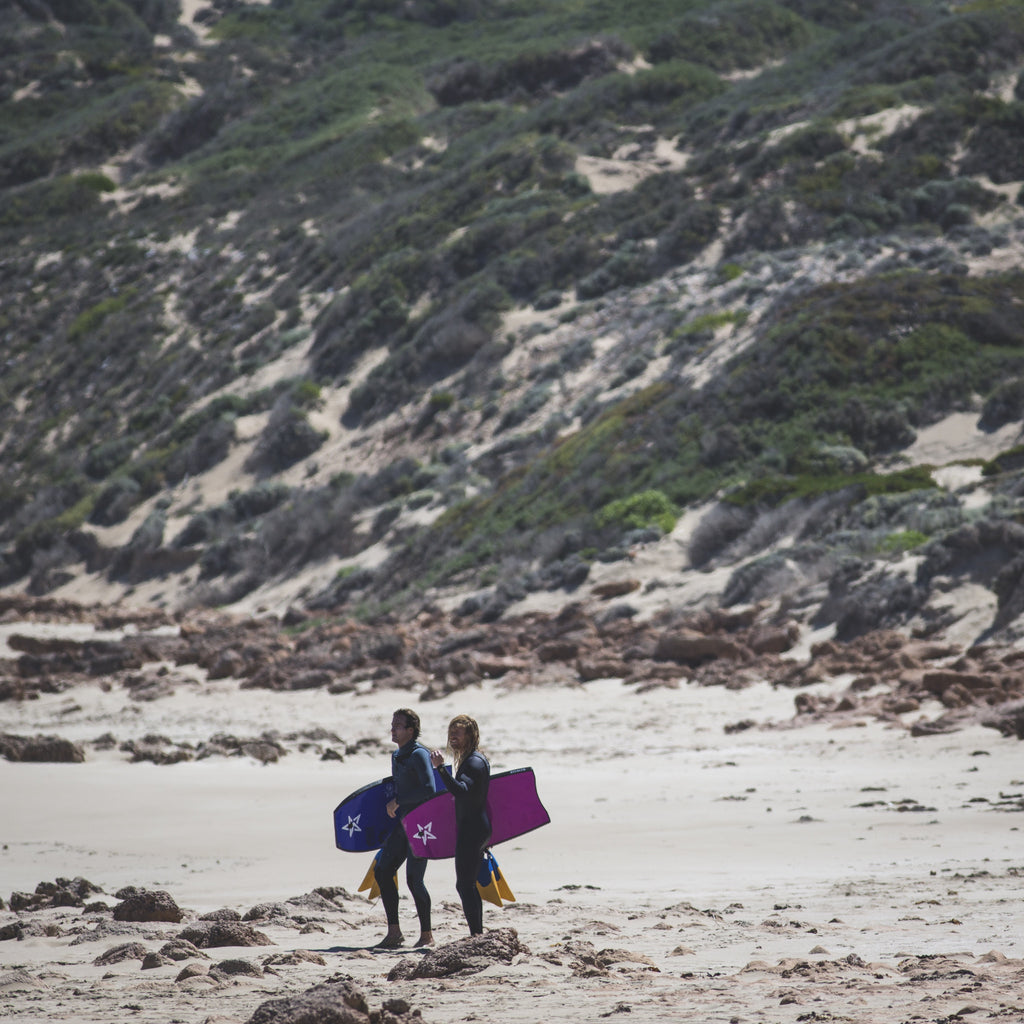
[
  {"x1": 879, "y1": 529, "x2": 929, "y2": 555},
  {"x1": 595, "y1": 489, "x2": 677, "y2": 535}
]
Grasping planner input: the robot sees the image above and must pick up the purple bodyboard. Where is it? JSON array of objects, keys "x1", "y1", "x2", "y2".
[{"x1": 403, "y1": 766, "x2": 550, "y2": 860}]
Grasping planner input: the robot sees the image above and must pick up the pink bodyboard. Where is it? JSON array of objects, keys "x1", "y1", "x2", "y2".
[{"x1": 403, "y1": 766, "x2": 550, "y2": 860}]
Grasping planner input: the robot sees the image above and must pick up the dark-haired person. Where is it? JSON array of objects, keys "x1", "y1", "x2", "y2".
[
  {"x1": 430, "y1": 714, "x2": 491, "y2": 936},
  {"x1": 374, "y1": 708, "x2": 436, "y2": 948}
]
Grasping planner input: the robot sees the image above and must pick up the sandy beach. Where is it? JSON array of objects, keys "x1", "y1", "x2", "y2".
[{"x1": 3, "y1": 612, "x2": 1023, "y2": 1024}]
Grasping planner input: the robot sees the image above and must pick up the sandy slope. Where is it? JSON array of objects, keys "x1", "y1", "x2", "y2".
[{"x1": 2, "y1": 623, "x2": 1023, "y2": 1023}]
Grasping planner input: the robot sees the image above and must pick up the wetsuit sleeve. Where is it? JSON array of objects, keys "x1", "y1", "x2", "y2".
[
  {"x1": 411, "y1": 745, "x2": 436, "y2": 793},
  {"x1": 439, "y1": 754, "x2": 488, "y2": 800}
]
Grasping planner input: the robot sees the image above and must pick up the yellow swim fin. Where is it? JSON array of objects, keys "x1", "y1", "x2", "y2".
[
  {"x1": 357, "y1": 850, "x2": 395, "y2": 901},
  {"x1": 476, "y1": 850, "x2": 515, "y2": 907}
]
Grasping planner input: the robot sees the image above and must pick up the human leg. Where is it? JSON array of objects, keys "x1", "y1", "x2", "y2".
[
  {"x1": 454, "y1": 831, "x2": 488, "y2": 935},
  {"x1": 374, "y1": 827, "x2": 408, "y2": 946},
  {"x1": 405, "y1": 854, "x2": 433, "y2": 945}
]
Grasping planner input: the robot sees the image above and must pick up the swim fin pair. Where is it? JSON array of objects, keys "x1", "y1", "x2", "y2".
[
  {"x1": 476, "y1": 849, "x2": 515, "y2": 907},
  {"x1": 357, "y1": 847, "x2": 515, "y2": 907}
]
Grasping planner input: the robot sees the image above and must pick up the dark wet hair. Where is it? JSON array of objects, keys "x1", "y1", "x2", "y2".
[{"x1": 394, "y1": 707, "x2": 421, "y2": 740}]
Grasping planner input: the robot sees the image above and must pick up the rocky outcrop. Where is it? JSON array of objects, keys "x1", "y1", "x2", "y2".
[
  {"x1": 113, "y1": 889, "x2": 184, "y2": 924},
  {"x1": 247, "y1": 977, "x2": 425, "y2": 1024},
  {"x1": 93, "y1": 942, "x2": 148, "y2": 966},
  {"x1": 3, "y1": 596, "x2": 1024, "y2": 741},
  {"x1": 387, "y1": 927, "x2": 527, "y2": 980},
  {"x1": 8, "y1": 877, "x2": 102, "y2": 912},
  {"x1": 177, "y1": 921, "x2": 272, "y2": 948},
  {"x1": 0, "y1": 733, "x2": 85, "y2": 762}
]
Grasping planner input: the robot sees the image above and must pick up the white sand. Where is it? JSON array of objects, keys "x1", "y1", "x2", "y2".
[{"x1": 3, "y1": 633, "x2": 1023, "y2": 1021}]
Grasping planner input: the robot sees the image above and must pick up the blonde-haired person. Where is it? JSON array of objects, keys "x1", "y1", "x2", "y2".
[{"x1": 429, "y1": 714, "x2": 491, "y2": 936}]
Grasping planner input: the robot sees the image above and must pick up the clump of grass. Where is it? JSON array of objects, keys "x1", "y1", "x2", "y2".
[
  {"x1": 596, "y1": 489, "x2": 676, "y2": 534},
  {"x1": 879, "y1": 529, "x2": 929, "y2": 555}
]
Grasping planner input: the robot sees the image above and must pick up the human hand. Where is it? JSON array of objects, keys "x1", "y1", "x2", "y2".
[
  {"x1": 429, "y1": 749, "x2": 443, "y2": 768},
  {"x1": 386, "y1": 798, "x2": 398, "y2": 818}
]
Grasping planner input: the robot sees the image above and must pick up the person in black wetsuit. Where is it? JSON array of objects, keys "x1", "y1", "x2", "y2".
[
  {"x1": 430, "y1": 714, "x2": 491, "y2": 936},
  {"x1": 374, "y1": 708, "x2": 436, "y2": 949}
]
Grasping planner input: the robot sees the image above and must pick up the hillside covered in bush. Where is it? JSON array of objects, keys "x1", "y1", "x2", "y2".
[{"x1": 3, "y1": 0, "x2": 1024, "y2": 642}]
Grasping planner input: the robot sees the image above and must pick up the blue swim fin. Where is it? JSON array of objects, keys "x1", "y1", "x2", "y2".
[{"x1": 476, "y1": 849, "x2": 515, "y2": 907}]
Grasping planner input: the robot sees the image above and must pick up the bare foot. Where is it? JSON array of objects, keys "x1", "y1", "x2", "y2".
[
  {"x1": 373, "y1": 932, "x2": 404, "y2": 949},
  {"x1": 414, "y1": 931, "x2": 434, "y2": 947}
]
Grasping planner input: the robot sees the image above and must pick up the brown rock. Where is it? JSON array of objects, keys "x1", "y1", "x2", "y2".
[
  {"x1": 264, "y1": 949, "x2": 328, "y2": 967},
  {"x1": 113, "y1": 890, "x2": 183, "y2": 923},
  {"x1": 211, "y1": 958, "x2": 263, "y2": 978},
  {"x1": 591, "y1": 579, "x2": 641, "y2": 599},
  {"x1": 809, "y1": 640, "x2": 842, "y2": 659},
  {"x1": 882, "y1": 697, "x2": 920, "y2": 714},
  {"x1": 471, "y1": 654, "x2": 529, "y2": 678},
  {"x1": 160, "y1": 938, "x2": 210, "y2": 961},
  {"x1": 0, "y1": 734, "x2": 85, "y2": 763},
  {"x1": 576, "y1": 658, "x2": 630, "y2": 681},
  {"x1": 387, "y1": 927, "x2": 527, "y2": 980},
  {"x1": 922, "y1": 671, "x2": 992, "y2": 696},
  {"x1": 6, "y1": 634, "x2": 85, "y2": 656},
  {"x1": 982, "y1": 700, "x2": 1024, "y2": 738},
  {"x1": 246, "y1": 978, "x2": 372, "y2": 1023},
  {"x1": 202, "y1": 648, "x2": 246, "y2": 680},
  {"x1": 240, "y1": 741, "x2": 282, "y2": 764},
  {"x1": 748, "y1": 623, "x2": 799, "y2": 655},
  {"x1": 176, "y1": 962, "x2": 210, "y2": 982},
  {"x1": 177, "y1": 921, "x2": 273, "y2": 948},
  {"x1": 653, "y1": 631, "x2": 750, "y2": 665},
  {"x1": 94, "y1": 942, "x2": 149, "y2": 966},
  {"x1": 535, "y1": 640, "x2": 579, "y2": 663},
  {"x1": 849, "y1": 674, "x2": 880, "y2": 692}
]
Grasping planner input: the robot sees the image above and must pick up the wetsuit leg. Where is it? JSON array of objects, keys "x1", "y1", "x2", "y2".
[
  {"x1": 405, "y1": 854, "x2": 431, "y2": 932},
  {"x1": 454, "y1": 827, "x2": 490, "y2": 935},
  {"x1": 374, "y1": 826, "x2": 408, "y2": 926}
]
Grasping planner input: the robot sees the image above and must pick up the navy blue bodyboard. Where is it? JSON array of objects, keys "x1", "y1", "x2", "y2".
[{"x1": 333, "y1": 767, "x2": 447, "y2": 853}]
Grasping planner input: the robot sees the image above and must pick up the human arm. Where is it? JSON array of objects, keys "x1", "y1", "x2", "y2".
[
  {"x1": 438, "y1": 752, "x2": 488, "y2": 800},
  {"x1": 410, "y1": 744, "x2": 437, "y2": 794}
]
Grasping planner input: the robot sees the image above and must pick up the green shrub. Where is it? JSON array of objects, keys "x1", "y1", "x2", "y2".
[
  {"x1": 67, "y1": 288, "x2": 136, "y2": 343},
  {"x1": 89, "y1": 475, "x2": 142, "y2": 526},
  {"x1": 725, "y1": 465, "x2": 937, "y2": 508},
  {"x1": 245, "y1": 399, "x2": 328, "y2": 475},
  {"x1": 880, "y1": 529, "x2": 929, "y2": 555},
  {"x1": 596, "y1": 489, "x2": 676, "y2": 534},
  {"x1": 84, "y1": 437, "x2": 135, "y2": 480},
  {"x1": 648, "y1": 1, "x2": 815, "y2": 71},
  {"x1": 982, "y1": 445, "x2": 1024, "y2": 476},
  {"x1": 0, "y1": 172, "x2": 115, "y2": 225}
]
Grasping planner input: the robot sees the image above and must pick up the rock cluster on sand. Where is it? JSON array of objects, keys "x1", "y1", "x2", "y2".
[
  {"x1": 8, "y1": 877, "x2": 103, "y2": 912},
  {"x1": 247, "y1": 977, "x2": 425, "y2": 1024},
  {"x1": 2, "y1": 876, "x2": 433, "y2": 1022},
  {"x1": 387, "y1": 928, "x2": 527, "y2": 980},
  {"x1": 3, "y1": 596, "x2": 1024, "y2": 765}
]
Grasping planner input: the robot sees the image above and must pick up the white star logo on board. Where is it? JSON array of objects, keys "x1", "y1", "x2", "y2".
[
  {"x1": 341, "y1": 814, "x2": 362, "y2": 838},
  {"x1": 414, "y1": 821, "x2": 436, "y2": 844}
]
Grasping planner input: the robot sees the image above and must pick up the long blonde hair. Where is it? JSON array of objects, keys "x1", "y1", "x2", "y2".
[{"x1": 447, "y1": 713, "x2": 480, "y2": 770}]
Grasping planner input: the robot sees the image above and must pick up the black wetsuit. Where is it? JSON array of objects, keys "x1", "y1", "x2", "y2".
[
  {"x1": 374, "y1": 739, "x2": 436, "y2": 933},
  {"x1": 439, "y1": 750, "x2": 491, "y2": 935}
]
